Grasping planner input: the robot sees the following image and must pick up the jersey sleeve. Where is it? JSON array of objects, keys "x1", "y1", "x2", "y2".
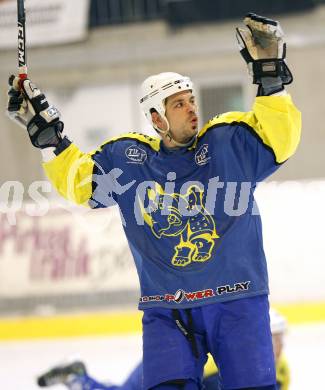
[
  {"x1": 42, "y1": 132, "x2": 160, "y2": 208},
  {"x1": 198, "y1": 94, "x2": 302, "y2": 182},
  {"x1": 42, "y1": 141, "x2": 115, "y2": 207}
]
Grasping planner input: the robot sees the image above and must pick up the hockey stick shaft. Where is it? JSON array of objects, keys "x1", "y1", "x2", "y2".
[{"x1": 17, "y1": 0, "x2": 27, "y2": 81}]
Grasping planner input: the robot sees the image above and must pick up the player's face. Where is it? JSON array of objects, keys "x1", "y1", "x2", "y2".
[{"x1": 165, "y1": 90, "x2": 198, "y2": 143}]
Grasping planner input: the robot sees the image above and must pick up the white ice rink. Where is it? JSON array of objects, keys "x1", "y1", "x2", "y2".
[{"x1": 1, "y1": 323, "x2": 324, "y2": 390}]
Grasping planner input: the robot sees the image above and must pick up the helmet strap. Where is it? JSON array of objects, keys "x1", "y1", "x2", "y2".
[{"x1": 154, "y1": 118, "x2": 195, "y2": 148}]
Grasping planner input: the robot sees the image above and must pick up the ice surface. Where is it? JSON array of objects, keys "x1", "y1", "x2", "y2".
[{"x1": 1, "y1": 323, "x2": 324, "y2": 389}]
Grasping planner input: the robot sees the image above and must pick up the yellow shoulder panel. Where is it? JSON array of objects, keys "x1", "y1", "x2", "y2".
[
  {"x1": 43, "y1": 133, "x2": 160, "y2": 206},
  {"x1": 90, "y1": 132, "x2": 161, "y2": 155},
  {"x1": 42, "y1": 143, "x2": 94, "y2": 206},
  {"x1": 198, "y1": 111, "x2": 253, "y2": 139},
  {"x1": 196, "y1": 95, "x2": 301, "y2": 163}
]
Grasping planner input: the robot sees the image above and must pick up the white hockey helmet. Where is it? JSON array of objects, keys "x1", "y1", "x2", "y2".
[
  {"x1": 270, "y1": 308, "x2": 287, "y2": 334},
  {"x1": 139, "y1": 72, "x2": 193, "y2": 130}
]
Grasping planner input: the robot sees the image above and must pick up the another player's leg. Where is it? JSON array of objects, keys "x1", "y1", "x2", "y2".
[
  {"x1": 37, "y1": 361, "x2": 87, "y2": 387},
  {"x1": 68, "y1": 373, "x2": 116, "y2": 390},
  {"x1": 37, "y1": 360, "x2": 114, "y2": 390},
  {"x1": 119, "y1": 362, "x2": 143, "y2": 390}
]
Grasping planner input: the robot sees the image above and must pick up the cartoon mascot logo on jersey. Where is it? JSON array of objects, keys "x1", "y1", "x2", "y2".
[{"x1": 138, "y1": 184, "x2": 219, "y2": 267}]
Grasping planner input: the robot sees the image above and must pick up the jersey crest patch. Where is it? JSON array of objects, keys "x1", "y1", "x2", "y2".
[
  {"x1": 139, "y1": 184, "x2": 219, "y2": 267},
  {"x1": 195, "y1": 144, "x2": 210, "y2": 166},
  {"x1": 125, "y1": 144, "x2": 147, "y2": 164}
]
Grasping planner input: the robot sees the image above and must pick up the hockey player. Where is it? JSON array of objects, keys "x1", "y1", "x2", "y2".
[
  {"x1": 7, "y1": 13, "x2": 301, "y2": 390},
  {"x1": 269, "y1": 309, "x2": 290, "y2": 390},
  {"x1": 36, "y1": 309, "x2": 290, "y2": 390}
]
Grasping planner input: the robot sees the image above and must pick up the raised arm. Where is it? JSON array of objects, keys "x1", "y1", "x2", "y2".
[
  {"x1": 6, "y1": 76, "x2": 109, "y2": 206},
  {"x1": 196, "y1": 14, "x2": 301, "y2": 181},
  {"x1": 200, "y1": 94, "x2": 301, "y2": 165}
]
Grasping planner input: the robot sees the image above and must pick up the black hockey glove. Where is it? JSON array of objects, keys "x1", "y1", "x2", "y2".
[
  {"x1": 236, "y1": 13, "x2": 293, "y2": 96},
  {"x1": 7, "y1": 75, "x2": 67, "y2": 150}
]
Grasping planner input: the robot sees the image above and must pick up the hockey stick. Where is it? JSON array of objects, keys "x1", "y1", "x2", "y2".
[{"x1": 17, "y1": 0, "x2": 27, "y2": 82}]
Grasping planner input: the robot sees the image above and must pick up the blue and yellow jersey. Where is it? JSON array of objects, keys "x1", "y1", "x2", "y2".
[{"x1": 43, "y1": 95, "x2": 301, "y2": 309}]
